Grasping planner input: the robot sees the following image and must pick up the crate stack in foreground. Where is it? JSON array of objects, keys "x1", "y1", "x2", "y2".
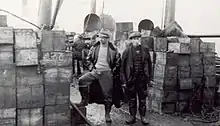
[
  {"x1": 144, "y1": 36, "x2": 217, "y2": 114},
  {"x1": 40, "y1": 30, "x2": 72, "y2": 126},
  {"x1": 0, "y1": 27, "x2": 16, "y2": 125}
]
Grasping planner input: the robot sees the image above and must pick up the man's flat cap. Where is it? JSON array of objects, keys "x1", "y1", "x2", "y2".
[
  {"x1": 97, "y1": 29, "x2": 110, "y2": 38},
  {"x1": 129, "y1": 31, "x2": 142, "y2": 39}
]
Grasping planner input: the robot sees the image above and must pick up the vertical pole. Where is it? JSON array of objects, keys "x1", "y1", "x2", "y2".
[
  {"x1": 38, "y1": 0, "x2": 52, "y2": 29},
  {"x1": 162, "y1": 0, "x2": 176, "y2": 29},
  {"x1": 90, "y1": 0, "x2": 96, "y2": 14}
]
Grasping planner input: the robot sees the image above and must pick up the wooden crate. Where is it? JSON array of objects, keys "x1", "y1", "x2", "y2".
[
  {"x1": 0, "y1": 108, "x2": 16, "y2": 126},
  {"x1": 0, "y1": 64, "x2": 15, "y2": 86},
  {"x1": 177, "y1": 54, "x2": 190, "y2": 66},
  {"x1": 178, "y1": 37, "x2": 191, "y2": 43},
  {"x1": 191, "y1": 65, "x2": 203, "y2": 77},
  {"x1": 116, "y1": 22, "x2": 133, "y2": 32},
  {"x1": 153, "y1": 76, "x2": 177, "y2": 90},
  {"x1": 0, "y1": 86, "x2": 16, "y2": 109},
  {"x1": 17, "y1": 85, "x2": 44, "y2": 108},
  {"x1": 154, "y1": 64, "x2": 177, "y2": 78},
  {"x1": 0, "y1": 45, "x2": 14, "y2": 65},
  {"x1": 44, "y1": 104, "x2": 70, "y2": 126},
  {"x1": 149, "y1": 99, "x2": 176, "y2": 114},
  {"x1": 192, "y1": 77, "x2": 203, "y2": 86},
  {"x1": 155, "y1": 52, "x2": 177, "y2": 65},
  {"x1": 41, "y1": 51, "x2": 72, "y2": 67},
  {"x1": 179, "y1": 91, "x2": 193, "y2": 101},
  {"x1": 0, "y1": 27, "x2": 13, "y2": 44},
  {"x1": 141, "y1": 37, "x2": 154, "y2": 51},
  {"x1": 148, "y1": 87, "x2": 177, "y2": 102},
  {"x1": 200, "y1": 42, "x2": 215, "y2": 53},
  {"x1": 17, "y1": 108, "x2": 43, "y2": 126},
  {"x1": 52, "y1": 31, "x2": 66, "y2": 51},
  {"x1": 168, "y1": 43, "x2": 190, "y2": 54},
  {"x1": 190, "y1": 53, "x2": 203, "y2": 66},
  {"x1": 15, "y1": 49, "x2": 38, "y2": 66},
  {"x1": 14, "y1": 29, "x2": 37, "y2": 49},
  {"x1": 16, "y1": 66, "x2": 43, "y2": 86},
  {"x1": 43, "y1": 67, "x2": 73, "y2": 85},
  {"x1": 203, "y1": 52, "x2": 215, "y2": 65},
  {"x1": 45, "y1": 83, "x2": 70, "y2": 105},
  {"x1": 154, "y1": 37, "x2": 168, "y2": 52},
  {"x1": 190, "y1": 38, "x2": 202, "y2": 53},
  {"x1": 204, "y1": 65, "x2": 216, "y2": 76},
  {"x1": 204, "y1": 76, "x2": 216, "y2": 87},
  {"x1": 179, "y1": 78, "x2": 193, "y2": 90},
  {"x1": 178, "y1": 66, "x2": 190, "y2": 78}
]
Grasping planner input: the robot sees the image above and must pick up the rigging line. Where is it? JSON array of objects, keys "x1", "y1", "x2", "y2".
[{"x1": 0, "y1": 8, "x2": 41, "y2": 29}]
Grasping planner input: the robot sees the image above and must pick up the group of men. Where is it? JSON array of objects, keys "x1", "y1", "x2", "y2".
[{"x1": 76, "y1": 29, "x2": 153, "y2": 125}]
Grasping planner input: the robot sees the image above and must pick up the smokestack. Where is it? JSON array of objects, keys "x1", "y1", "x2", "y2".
[
  {"x1": 162, "y1": 0, "x2": 176, "y2": 29},
  {"x1": 90, "y1": 0, "x2": 96, "y2": 14},
  {"x1": 38, "y1": 0, "x2": 52, "y2": 29}
]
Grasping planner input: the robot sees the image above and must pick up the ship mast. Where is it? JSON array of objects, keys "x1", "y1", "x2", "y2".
[{"x1": 162, "y1": 0, "x2": 176, "y2": 29}]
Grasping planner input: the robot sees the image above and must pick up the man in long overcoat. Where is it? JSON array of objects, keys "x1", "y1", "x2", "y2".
[
  {"x1": 121, "y1": 31, "x2": 152, "y2": 125},
  {"x1": 77, "y1": 29, "x2": 121, "y2": 123}
]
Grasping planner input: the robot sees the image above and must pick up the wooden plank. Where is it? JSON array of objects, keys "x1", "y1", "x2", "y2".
[
  {"x1": 177, "y1": 54, "x2": 190, "y2": 66},
  {"x1": 14, "y1": 29, "x2": 37, "y2": 49},
  {"x1": 190, "y1": 53, "x2": 203, "y2": 66},
  {"x1": 154, "y1": 64, "x2": 177, "y2": 78},
  {"x1": 155, "y1": 52, "x2": 177, "y2": 65},
  {"x1": 17, "y1": 108, "x2": 43, "y2": 126},
  {"x1": 204, "y1": 76, "x2": 216, "y2": 87},
  {"x1": 168, "y1": 43, "x2": 190, "y2": 54},
  {"x1": 154, "y1": 37, "x2": 168, "y2": 52},
  {"x1": 41, "y1": 51, "x2": 72, "y2": 67},
  {"x1": 191, "y1": 65, "x2": 203, "y2": 77},
  {"x1": 203, "y1": 52, "x2": 215, "y2": 65},
  {"x1": 0, "y1": 65, "x2": 15, "y2": 86},
  {"x1": 38, "y1": 30, "x2": 53, "y2": 51},
  {"x1": 0, "y1": 108, "x2": 16, "y2": 126},
  {"x1": 45, "y1": 83, "x2": 70, "y2": 105},
  {"x1": 17, "y1": 85, "x2": 44, "y2": 108},
  {"x1": 15, "y1": 49, "x2": 38, "y2": 66},
  {"x1": 153, "y1": 76, "x2": 177, "y2": 90},
  {"x1": 0, "y1": 27, "x2": 13, "y2": 44},
  {"x1": 52, "y1": 31, "x2": 66, "y2": 51},
  {"x1": 141, "y1": 37, "x2": 154, "y2": 51},
  {"x1": 0, "y1": 45, "x2": 13, "y2": 52},
  {"x1": 190, "y1": 38, "x2": 202, "y2": 53},
  {"x1": 16, "y1": 66, "x2": 43, "y2": 86},
  {"x1": 148, "y1": 87, "x2": 177, "y2": 102},
  {"x1": 0, "y1": 86, "x2": 16, "y2": 109},
  {"x1": 43, "y1": 67, "x2": 72, "y2": 85},
  {"x1": 178, "y1": 66, "x2": 190, "y2": 78},
  {"x1": 204, "y1": 65, "x2": 216, "y2": 76},
  {"x1": 179, "y1": 91, "x2": 193, "y2": 101},
  {"x1": 200, "y1": 42, "x2": 215, "y2": 53},
  {"x1": 44, "y1": 104, "x2": 70, "y2": 126},
  {"x1": 179, "y1": 78, "x2": 193, "y2": 90}
]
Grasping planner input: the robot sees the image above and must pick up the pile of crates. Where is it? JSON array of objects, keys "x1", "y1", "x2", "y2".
[
  {"x1": 0, "y1": 27, "x2": 72, "y2": 126},
  {"x1": 144, "y1": 36, "x2": 217, "y2": 114}
]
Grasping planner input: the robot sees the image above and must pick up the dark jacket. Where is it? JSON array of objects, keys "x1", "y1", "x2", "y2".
[
  {"x1": 120, "y1": 44, "x2": 152, "y2": 85},
  {"x1": 86, "y1": 41, "x2": 123, "y2": 108}
]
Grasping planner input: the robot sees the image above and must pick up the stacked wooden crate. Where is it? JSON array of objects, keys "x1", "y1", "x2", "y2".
[
  {"x1": 0, "y1": 27, "x2": 16, "y2": 125},
  {"x1": 40, "y1": 30, "x2": 72, "y2": 126},
  {"x1": 14, "y1": 29, "x2": 44, "y2": 126}
]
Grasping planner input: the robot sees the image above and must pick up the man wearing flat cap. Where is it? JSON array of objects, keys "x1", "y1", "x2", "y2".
[
  {"x1": 121, "y1": 31, "x2": 152, "y2": 125},
  {"x1": 77, "y1": 29, "x2": 121, "y2": 123}
]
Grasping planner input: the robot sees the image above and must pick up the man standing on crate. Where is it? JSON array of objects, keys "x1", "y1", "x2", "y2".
[
  {"x1": 77, "y1": 28, "x2": 121, "y2": 123},
  {"x1": 121, "y1": 31, "x2": 152, "y2": 125}
]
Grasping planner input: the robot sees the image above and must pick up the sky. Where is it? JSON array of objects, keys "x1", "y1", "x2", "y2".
[{"x1": 0, "y1": 0, "x2": 220, "y2": 54}]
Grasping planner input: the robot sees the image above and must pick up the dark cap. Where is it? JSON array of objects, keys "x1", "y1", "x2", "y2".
[
  {"x1": 97, "y1": 29, "x2": 110, "y2": 38},
  {"x1": 129, "y1": 31, "x2": 141, "y2": 39}
]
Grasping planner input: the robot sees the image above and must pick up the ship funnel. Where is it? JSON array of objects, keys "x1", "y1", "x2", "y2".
[{"x1": 83, "y1": 13, "x2": 101, "y2": 32}]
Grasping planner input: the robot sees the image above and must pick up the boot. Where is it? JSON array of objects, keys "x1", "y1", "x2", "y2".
[
  {"x1": 105, "y1": 104, "x2": 112, "y2": 123},
  {"x1": 77, "y1": 87, "x2": 89, "y2": 106},
  {"x1": 140, "y1": 116, "x2": 149, "y2": 125},
  {"x1": 126, "y1": 115, "x2": 136, "y2": 124}
]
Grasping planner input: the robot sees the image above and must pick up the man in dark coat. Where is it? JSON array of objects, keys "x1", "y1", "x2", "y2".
[
  {"x1": 121, "y1": 31, "x2": 152, "y2": 125},
  {"x1": 78, "y1": 29, "x2": 121, "y2": 123}
]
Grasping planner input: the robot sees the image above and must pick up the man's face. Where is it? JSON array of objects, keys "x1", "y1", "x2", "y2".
[
  {"x1": 100, "y1": 36, "x2": 109, "y2": 45},
  {"x1": 132, "y1": 37, "x2": 141, "y2": 46}
]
